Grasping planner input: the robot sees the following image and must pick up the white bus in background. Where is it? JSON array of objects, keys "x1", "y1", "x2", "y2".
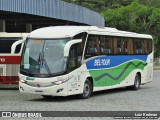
[
  {"x1": 17, "y1": 26, "x2": 153, "y2": 99},
  {"x1": 0, "y1": 32, "x2": 28, "y2": 84}
]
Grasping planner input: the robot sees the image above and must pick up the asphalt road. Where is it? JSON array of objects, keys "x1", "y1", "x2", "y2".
[{"x1": 0, "y1": 71, "x2": 159, "y2": 119}]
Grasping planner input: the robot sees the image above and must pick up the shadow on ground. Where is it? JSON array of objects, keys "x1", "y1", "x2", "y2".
[{"x1": 26, "y1": 87, "x2": 146, "y2": 102}]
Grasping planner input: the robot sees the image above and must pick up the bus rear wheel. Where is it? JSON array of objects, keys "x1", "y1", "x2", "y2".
[
  {"x1": 79, "y1": 79, "x2": 92, "y2": 99},
  {"x1": 131, "y1": 74, "x2": 141, "y2": 90}
]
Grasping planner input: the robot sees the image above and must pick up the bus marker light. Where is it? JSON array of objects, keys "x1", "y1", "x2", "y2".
[
  {"x1": 26, "y1": 77, "x2": 35, "y2": 80},
  {"x1": 20, "y1": 79, "x2": 26, "y2": 83}
]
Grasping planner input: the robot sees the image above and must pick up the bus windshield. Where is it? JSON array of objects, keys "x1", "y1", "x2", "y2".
[{"x1": 20, "y1": 38, "x2": 70, "y2": 77}]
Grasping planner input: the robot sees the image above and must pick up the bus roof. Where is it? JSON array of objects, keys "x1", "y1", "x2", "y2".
[
  {"x1": 28, "y1": 26, "x2": 152, "y2": 39},
  {"x1": 0, "y1": 32, "x2": 28, "y2": 38}
]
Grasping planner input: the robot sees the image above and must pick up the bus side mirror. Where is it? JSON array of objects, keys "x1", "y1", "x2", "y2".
[
  {"x1": 11, "y1": 39, "x2": 25, "y2": 54},
  {"x1": 64, "y1": 39, "x2": 82, "y2": 57}
]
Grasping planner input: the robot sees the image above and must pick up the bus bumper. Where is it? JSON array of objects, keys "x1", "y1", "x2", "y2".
[{"x1": 19, "y1": 81, "x2": 68, "y2": 96}]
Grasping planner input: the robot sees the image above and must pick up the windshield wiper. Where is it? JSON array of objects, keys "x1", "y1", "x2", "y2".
[{"x1": 38, "y1": 51, "x2": 52, "y2": 75}]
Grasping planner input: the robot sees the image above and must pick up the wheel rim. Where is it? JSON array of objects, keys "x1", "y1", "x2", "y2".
[{"x1": 83, "y1": 83, "x2": 90, "y2": 97}]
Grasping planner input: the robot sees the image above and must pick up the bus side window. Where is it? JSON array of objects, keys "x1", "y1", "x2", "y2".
[
  {"x1": 117, "y1": 37, "x2": 122, "y2": 54},
  {"x1": 0, "y1": 38, "x2": 21, "y2": 53},
  {"x1": 134, "y1": 39, "x2": 143, "y2": 54},
  {"x1": 85, "y1": 35, "x2": 100, "y2": 59},
  {"x1": 108, "y1": 37, "x2": 113, "y2": 54},
  {"x1": 113, "y1": 37, "x2": 123, "y2": 55},
  {"x1": 72, "y1": 32, "x2": 87, "y2": 56},
  {"x1": 148, "y1": 39, "x2": 152, "y2": 54},
  {"x1": 15, "y1": 43, "x2": 22, "y2": 54},
  {"x1": 142, "y1": 39, "x2": 145, "y2": 54},
  {"x1": 100, "y1": 36, "x2": 113, "y2": 55},
  {"x1": 100, "y1": 36, "x2": 111, "y2": 55},
  {"x1": 144, "y1": 39, "x2": 148, "y2": 54},
  {"x1": 68, "y1": 44, "x2": 81, "y2": 72},
  {"x1": 144, "y1": 39, "x2": 152, "y2": 54},
  {"x1": 122, "y1": 38, "x2": 128, "y2": 55}
]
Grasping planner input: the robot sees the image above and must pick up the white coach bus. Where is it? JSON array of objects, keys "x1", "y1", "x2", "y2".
[
  {"x1": 16, "y1": 26, "x2": 153, "y2": 99},
  {"x1": 0, "y1": 32, "x2": 28, "y2": 84}
]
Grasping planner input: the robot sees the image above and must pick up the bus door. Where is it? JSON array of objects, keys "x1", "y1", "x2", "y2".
[{"x1": 67, "y1": 43, "x2": 82, "y2": 95}]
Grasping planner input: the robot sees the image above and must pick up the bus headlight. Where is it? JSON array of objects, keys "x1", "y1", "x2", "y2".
[
  {"x1": 20, "y1": 79, "x2": 26, "y2": 83},
  {"x1": 19, "y1": 75, "x2": 26, "y2": 83},
  {"x1": 53, "y1": 78, "x2": 68, "y2": 85},
  {"x1": 53, "y1": 80, "x2": 63, "y2": 85},
  {"x1": 53, "y1": 76, "x2": 72, "y2": 85}
]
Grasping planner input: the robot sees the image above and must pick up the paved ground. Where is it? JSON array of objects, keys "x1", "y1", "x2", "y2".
[{"x1": 0, "y1": 71, "x2": 159, "y2": 119}]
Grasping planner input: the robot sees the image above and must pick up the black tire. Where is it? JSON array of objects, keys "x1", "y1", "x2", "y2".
[
  {"x1": 131, "y1": 74, "x2": 141, "y2": 90},
  {"x1": 42, "y1": 95, "x2": 53, "y2": 99},
  {"x1": 79, "y1": 79, "x2": 92, "y2": 99}
]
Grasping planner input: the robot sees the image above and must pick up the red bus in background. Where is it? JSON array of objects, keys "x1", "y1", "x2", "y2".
[{"x1": 0, "y1": 32, "x2": 28, "y2": 84}]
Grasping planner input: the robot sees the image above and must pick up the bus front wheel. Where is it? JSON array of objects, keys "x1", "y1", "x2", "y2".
[
  {"x1": 131, "y1": 74, "x2": 141, "y2": 90},
  {"x1": 79, "y1": 79, "x2": 92, "y2": 99}
]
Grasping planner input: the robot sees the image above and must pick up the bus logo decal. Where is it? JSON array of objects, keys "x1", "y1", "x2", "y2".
[
  {"x1": 0, "y1": 58, "x2": 5, "y2": 62},
  {"x1": 94, "y1": 59, "x2": 110, "y2": 67},
  {"x1": 86, "y1": 55, "x2": 147, "y2": 70}
]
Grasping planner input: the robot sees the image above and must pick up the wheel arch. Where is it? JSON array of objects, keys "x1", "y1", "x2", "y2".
[{"x1": 86, "y1": 76, "x2": 94, "y2": 91}]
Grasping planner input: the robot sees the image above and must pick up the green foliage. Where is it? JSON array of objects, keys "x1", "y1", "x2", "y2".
[{"x1": 140, "y1": 0, "x2": 160, "y2": 7}]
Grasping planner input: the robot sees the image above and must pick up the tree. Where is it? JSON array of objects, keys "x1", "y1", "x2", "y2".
[{"x1": 140, "y1": 0, "x2": 160, "y2": 7}]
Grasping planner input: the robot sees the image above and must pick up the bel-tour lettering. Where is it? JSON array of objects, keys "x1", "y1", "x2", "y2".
[{"x1": 94, "y1": 59, "x2": 110, "y2": 66}]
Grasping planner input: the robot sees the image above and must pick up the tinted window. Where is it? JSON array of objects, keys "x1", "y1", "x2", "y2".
[
  {"x1": 0, "y1": 38, "x2": 22, "y2": 53},
  {"x1": 143, "y1": 39, "x2": 152, "y2": 54},
  {"x1": 84, "y1": 35, "x2": 152, "y2": 57},
  {"x1": 134, "y1": 39, "x2": 144, "y2": 54},
  {"x1": 113, "y1": 37, "x2": 123, "y2": 55},
  {"x1": 117, "y1": 38, "x2": 122, "y2": 54},
  {"x1": 85, "y1": 35, "x2": 100, "y2": 59},
  {"x1": 100, "y1": 36, "x2": 113, "y2": 55},
  {"x1": 122, "y1": 38, "x2": 128, "y2": 54},
  {"x1": 15, "y1": 44, "x2": 22, "y2": 53},
  {"x1": 72, "y1": 32, "x2": 87, "y2": 56},
  {"x1": 68, "y1": 44, "x2": 81, "y2": 72}
]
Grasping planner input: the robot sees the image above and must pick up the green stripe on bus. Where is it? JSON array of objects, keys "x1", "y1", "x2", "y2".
[{"x1": 89, "y1": 60, "x2": 147, "y2": 87}]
